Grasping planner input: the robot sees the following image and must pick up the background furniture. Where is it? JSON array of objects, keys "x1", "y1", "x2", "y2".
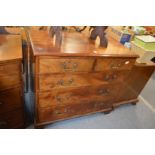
[
  {"x1": 0, "y1": 35, "x2": 25, "y2": 129},
  {"x1": 5, "y1": 27, "x2": 29, "y2": 93},
  {"x1": 29, "y1": 30, "x2": 155, "y2": 128}
]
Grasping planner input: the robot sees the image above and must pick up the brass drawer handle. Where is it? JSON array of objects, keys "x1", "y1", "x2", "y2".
[
  {"x1": 55, "y1": 95, "x2": 70, "y2": 103},
  {"x1": 110, "y1": 60, "x2": 130, "y2": 69},
  {"x1": 110, "y1": 64, "x2": 121, "y2": 69},
  {"x1": 61, "y1": 61, "x2": 78, "y2": 71},
  {"x1": 111, "y1": 74, "x2": 117, "y2": 80},
  {"x1": 0, "y1": 102, "x2": 3, "y2": 105},
  {"x1": 0, "y1": 121, "x2": 7, "y2": 128},
  {"x1": 104, "y1": 75, "x2": 110, "y2": 81},
  {"x1": 57, "y1": 78, "x2": 74, "y2": 86},
  {"x1": 104, "y1": 74, "x2": 117, "y2": 81},
  {"x1": 98, "y1": 89, "x2": 110, "y2": 95},
  {"x1": 54, "y1": 108, "x2": 68, "y2": 115},
  {"x1": 68, "y1": 78, "x2": 74, "y2": 84},
  {"x1": 55, "y1": 96, "x2": 62, "y2": 102},
  {"x1": 73, "y1": 63, "x2": 78, "y2": 70}
]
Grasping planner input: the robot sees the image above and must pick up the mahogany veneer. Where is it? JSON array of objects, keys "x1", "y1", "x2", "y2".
[
  {"x1": 0, "y1": 35, "x2": 25, "y2": 129},
  {"x1": 29, "y1": 30, "x2": 155, "y2": 128}
]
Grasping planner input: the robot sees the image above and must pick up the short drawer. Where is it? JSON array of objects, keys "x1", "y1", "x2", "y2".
[
  {"x1": 37, "y1": 101, "x2": 112, "y2": 123},
  {"x1": 0, "y1": 87, "x2": 23, "y2": 114},
  {"x1": 38, "y1": 71, "x2": 127, "y2": 91},
  {"x1": 0, "y1": 108, "x2": 24, "y2": 129},
  {"x1": 0, "y1": 61, "x2": 21, "y2": 76},
  {"x1": 0, "y1": 75, "x2": 21, "y2": 91},
  {"x1": 38, "y1": 84, "x2": 119, "y2": 108},
  {"x1": 95, "y1": 58, "x2": 136, "y2": 71},
  {"x1": 39, "y1": 57, "x2": 94, "y2": 74}
]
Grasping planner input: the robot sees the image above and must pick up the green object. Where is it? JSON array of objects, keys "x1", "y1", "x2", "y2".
[{"x1": 134, "y1": 35, "x2": 155, "y2": 50}]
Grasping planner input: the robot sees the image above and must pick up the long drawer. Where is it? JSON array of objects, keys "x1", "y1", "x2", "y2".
[
  {"x1": 38, "y1": 83, "x2": 120, "y2": 108},
  {"x1": 39, "y1": 57, "x2": 94, "y2": 74},
  {"x1": 0, "y1": 108, "x2": 24, "y2": 129},
  {"x1": 38, "y1": 71, "x2": 127, "y2": 91},
  {"x1": 37, "y1": 100, "x2": 112, "y2": 123},
  {"x1": 95, "y1": 57, "x2": 136, "y2": 71},
  {"x1": 0, "y1": 75, "x2": 21, "y2": 91},
  {"x1": 0, "y1": 87, "x2": 22, "y2": 114},
  {"x1": 0, "y1": 61, "x2": 21, "y2": 76}
]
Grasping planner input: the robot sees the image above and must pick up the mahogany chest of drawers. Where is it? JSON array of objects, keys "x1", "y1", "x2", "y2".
[
  {"x1": 0, "y1": 35, "x2": 25, "y2": 129},
  {"x1": 29, "y1": 30, "x2": 155, "y2": 128}
]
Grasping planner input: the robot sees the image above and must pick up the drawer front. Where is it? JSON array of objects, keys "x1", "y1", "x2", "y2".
[
  {"x1": 38, "y1": 101, "x2": 111, "y2": 123},
  {"x1": 95, "y1": 58, "x2": 136, "y2": 71},
  {"x1": 0, "y1": 108, "x2": 24, "y2": 129},
  {"x1": 0, "y1": 62, "x2": 21, "y2": 76},
  {"x1": 39, "y1": 58, "x2": 94, "y2": 74},
  {"x1": 38, "y1": 84, "x2": 119, "y2": 108},
  {"x1": 0, "y1": 87, "x2": 22, "y2": 114},
  {"x1": 0, "y1": 75, "x2": 21, "y2": 91},
  {"x1": 38, "y1": 71, "x2": 127, "y2": 91}
]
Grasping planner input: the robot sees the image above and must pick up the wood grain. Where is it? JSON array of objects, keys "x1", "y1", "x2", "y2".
[
  {"x1": 28, "y1": 29, "x2": 155, "y2": 128},
  {"x1": 0, "y1": 61, "x2": 21, "y2": 76},
  {"x1": 0, "y1": 35, "x2": 25, "y2": 129},
  {"x1": 95, "y1": 57, "x2": 136, "y2": 71},
  {"x1": 0, "y1": 75, "x2": 21, "y2": 91},
  {"x1": 0, "y1": 87, "x2": 22, "y2": 114},
  {"x1": 0, "y1": 108, "x2": 24, "y2": 129},
  {"x1": 39, "y1": 57, "x2": 94, "y2": 74},
  {"x1": 37, "y1": 100, "x2": 112, "y2": 123},
  {"x1": 38, "y1": 71, "x2": 127, "y2": 91},
  {"x1": 0, "y1": 35, "x2": 22, "y2": 62},
  {"x1": 28, "y1": 30, "x2": 138, "y2": 58},
  {"x1": 38, "y1": 83, "x2": 120, "y2": 108}
]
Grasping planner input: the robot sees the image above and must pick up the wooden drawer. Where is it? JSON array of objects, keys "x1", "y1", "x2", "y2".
[
  {"x1": 37, "y1": 100, "x2": 111, "y2": 123},
  {"x1": 0, "y1": 108, "x2": 24, "y2": 129},
  {"x1": 38, "y1": 83, "x2": 120, "y2": 108},
  {"x1": 39, "y1": 57, "x2": 94, "y2": 74},
  {"x1": 0, "y1": 75, "x2": 21, "y2": 91},
  {"x1": 95, "y1": 58, "x2": 136, "y2": 71},
  {"x1": 38, "y1": 71, "x2": 127, "y2": 91},
  {"x1": 0, "y1": 87, "x2": 22, "y2": 114},
  {"x1": 0, "y1": 61, "x2": 21, "y2": 76}
]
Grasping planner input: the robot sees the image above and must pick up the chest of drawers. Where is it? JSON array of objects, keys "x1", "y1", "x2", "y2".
[
  {"x1": 0, "y1": 35, "x2": 25, "y2": 129},
  {"x1": 29, "y1": 30, "x2": 155, "y2": 128}
]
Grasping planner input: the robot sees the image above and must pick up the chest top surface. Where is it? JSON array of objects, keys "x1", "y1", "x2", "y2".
[
  {"x1": 29, "y1": 30, "x2": 138, "y2": 58},
  {"x1": 0, "y1": 35, "x2": 22, "y2": 62}
]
